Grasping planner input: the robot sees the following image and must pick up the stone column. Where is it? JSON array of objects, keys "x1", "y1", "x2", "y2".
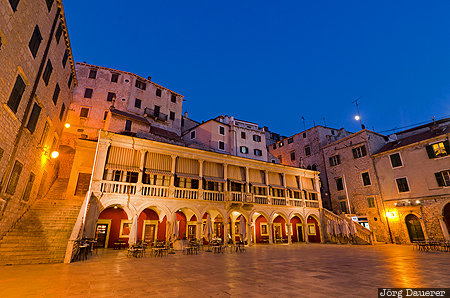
[
  {"x1": 136, "y1": 149, "x2": 146, "y2": 195},
  {"x1": 247, "y1": 222, "x2": 253, "y2": 246},
  {"x1": 268, "y1": 221, "x2": 273, "y2": 244},
  {"x1": 223, "y1": 218, "x2": 229, "y2": 247},
  {"x1": 198, "y1": 160, "x2": 204, "y2": 199},
  {"x1": 196, "y1": 221, "x2": 203, "y2": 242},
  {"x1": 223, "y1": 163, "x2": 228, "y2": 192},
  {"x1": 92, "y1": 140, "x2": 111, "y2": 182},
  {"x1": 169, "y1": 155, "x2": 177, "y2": 197},
  {"x1": 287, "y1": 221, "x2": 292, "y2": 244},
  {"x1": 245, "y1": 167, "x2": 250, "y2": 193},
  {"x1": 304, "y1": 222, "x2": 310, "y2": 243},
  {"x1": 314, "y1": 174, "x2": 323, "y2": 208},
  {"x1": 265, "y1": 170, "x2": 270, "y2": 204}
]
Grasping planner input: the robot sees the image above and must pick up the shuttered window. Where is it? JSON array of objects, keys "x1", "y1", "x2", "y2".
[
  {"x1": 301, "y1": 177, "x2": 315, "y2": 191},
  {"x1": 176, "y1": 157, "x2": 199, "y2": 178},
  {"x1": 26, "y1": 103, "x2": 41, "y2": 133},
  {"x1": 228, "y1": 165, "x2": 245, "y2": 182},
  {"x1": 7, "y1": 75, "x2": 26, "y2": 113},
  {"x1": 249, "y1": 169, "x2": 265, "y2": 186},
  {"x1": 145, "y1": 152, "x2": 172, "y2": 175},
  {"x1": 203, "y1": 161, "x2": 224, "y2": 182},
  {"x1": 268, "y1": 172, "x2": 283, "y2": 187},
  {"x1": 105, "y1": 146, "x2": 141, "y2": 172}
]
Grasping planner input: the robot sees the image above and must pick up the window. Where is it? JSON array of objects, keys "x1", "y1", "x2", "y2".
[
  {"x1": 39, "y1": 122, "x2": 49, "y2": 146},
  {"x1": 311, "y1": 164, "x2": 317, "y2": 171},
  {"x1": 219, "y1": 126, "x2": 225, "y2": 135},
  {"x1": 367, "y1": 197, "x2": 375, "y2": 208},
  {"x1": 190, "y1": 131, "x2": 196, "y2": 139},
  {"x1": 253, "y1": 135, "x2": 261, "y2": 142},
  {"x1": 134, "y1": 98, "x2": 141, "y2": 108},
  {"x1": 303, "y1": 132, "x2": 307, "y2": 138},
  {"x1": 340, "y1": 201, "x2": 348, "y2": 213},
  {"x1": 254, "y1": 149, "x2": 262, "y2": 156},
  {"x1": 126, "y1": 171, "x2": 139, "y2": 183},
  {"x1": 84, "y1": 88, "x2": 93, "y2": 98},
  {"x1": 240, "y1": 146, "x2": 249, "y2": 154},
  {"x1": 151, "y1": 106, "x2": 159, "y2": 118},
  {"x1": 169, "y1": 111, "x2": 175, "y2": 121},
  {"x1": 55, "y1": 22, "x2": 62, "y2": 43},
  {"x1": 279, "y1": 141, "x2": 284, "y2": 147},
  {"x1": 288, "y1": 137, "x2": 294, "y2": 144},
  {"x1": 62, "y1": 50, "x2": 69, "y2": 68},
  {"x1": 305, "y1": 146, "x2": 311, "y2": 156},
  {"x1": 88, "y1": 69, "x2": 97, "y2": 79},
  {"x1": 125, "y1": 120, "x2": 132, "y2": 131},
  {"x1": 103, "y1": 111, "x2": 108, "y2": 120},
  {"x1": 135, "y1": 80, "x2": 146, "y2": 90},
  {"x1": 396, "y1": 177, "x2": 410, "y2": 193},
  {"x1": 68, "y1": 73, "x2": 73, "y2": 88},
  {"x1": 329, "y1": 155, "x2": 341, "y2": 166},
  {"x1": 106, "y1": 92, "x2": 115, "y2": 102},
  {"x1": 26, "y1": 103, "x2": 41, "y2": 133},
  {"x1": 45, "y1": 0, "x2": 53, "y2": 11},
  {"x1": 426, "y1": 141, "x2": 449, "y2": 159},
  {"x1": 389, "y1": 153, "x2": 403, "y2": 168},
  {"x1": 143, "y1": 174, "x2": 170, "y2": 186},
  {"x1": 290, "y1": 151, "x2": 296, "y2": 161},
  {"x1": 156, "y1": 88, "x2": 162, "y2": 97},
  {"x1": 175, "y1": 177, "x2": 199, "y2": 189},
  {"x1": 352, "y1": 145, "x2": 367, "y2": 159},
  {"x1": 42, "y1": 59, "x2": 53, "y2": 85},
  {"x1": 336, "y1": 177, "x2": 344, "y2": 191},
  {"x1": 7, "y1": 75, "x2": 26, "y2": 113},
  {"x1": 80, "y1": 107, "x2": 89, "y2": 118},
  {"x1": 22, "y1": 172, "x2": 35, "y2": 201},
  {"x1": 241, "y1": 132, "x2": 246, "y2": 139},
  {"x1": 59, "y1": 103, "x2": 65, "y2": 120},
  {"x1": 29, "y1": 25, "x2": 42, "y2": 58},
  {"x1": 52, "y1": 83, "x2": 60, "y2": 105},
  {"x1": 361, "y1": 172, "x2": 371, "y2": 186},
  {"x1": 9, "y1": 0, "x2": 20, "y2": 11},
  {"x1": 111, "y1": 73, "x2": 119, "y2": 83},
  {"x1": 171, "y1": 94, "x2": 176, "y2": 103},
  {"x1": 218, "y1": 141, "x2": 225, "y2": 150},
  {"x1": 113, "y1": 170, "x2": 122, "y2": 182},
  {"x1": 435, "y1": 170, "x2": 450, "y2": 187},
  {"x1": 6, "y1": 161, "x2": 23, "y2": 195}
]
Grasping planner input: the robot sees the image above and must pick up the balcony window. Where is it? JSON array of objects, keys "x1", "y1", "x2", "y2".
[
  {"x1": 251, "y1": 186, "x2": 266, "y2": 196},
  {"x1": 271, "y1": 187, "x2": 285, "y2": 197},
  {"x1": 175, "y1": 177, "x2": 198, "y2": 189},
  {"x1": 426, "y1": 141, "x2": 449, "y2": 158},
  {"x1": 204, "y1": 181, "x2": 223, "y2": 191},
  {"x1": 143, "y1": 173, "x2": 170, "y2": 186},
  {"x1": 125, "y1": 171, "x2": 139, "y2": 183}
]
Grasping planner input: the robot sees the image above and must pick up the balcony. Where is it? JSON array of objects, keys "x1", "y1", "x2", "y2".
[
  {"x1": 144, "y1": 107, "x2": 168, "y2": 122},
  {"x1": 97, "y1": 181, "x2": 320, "y2": 209}
]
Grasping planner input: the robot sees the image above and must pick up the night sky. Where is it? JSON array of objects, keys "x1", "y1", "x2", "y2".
[{"x1": 64, "y1": 0, "x2": 450, "y2": 136}]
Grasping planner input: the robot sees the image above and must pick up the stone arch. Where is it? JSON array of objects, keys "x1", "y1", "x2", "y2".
[
  {"x1": 404, "y1": 213, "x2": 425, "y2": 243},
  {"x1": 136, "y1": 204, "x2": 170, "y2": 222},
  {"x1": 439, "y1": 200, "x2": 450, "y2": 241},
  {"x1": 251, "y1": 210, "x2": 271, "y2": 244},
  {"x1": 289, "y1": 212, "x2": 305, "y2": 243},
  {"x1": 269, "y1": 210, "x2": 288, "y2": 223},
  {"x1": 400, "y1": 211, "x2": 427, "y2": 244},
  {"x1": 171, "y1": 206, "x2": 202, "y2": 240},
  {"x1": 99, "y1": 199, "x2": 136, "y2": 219},
  {"x1": 306, "y1": 214, "x2": 322, "y2": 243}
]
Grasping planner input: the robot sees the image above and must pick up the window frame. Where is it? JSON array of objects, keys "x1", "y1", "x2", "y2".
[
  {"x1": 367, "y1": 197, "x2": 375, "y2": 208},
  {"x1": 190, "y1": 130, "x2": 196, "y2": 139},
  {"x1": 254, "y1": 149, "x2": 262, "y2": 156},
  {"x1": 435, "y1": 170, "x2": 450, "y2": 187},
  {"x1": 352, "y1": 145, "x2": 367, "y2": 159},
  {"x1": 305, "y1": 145, "x2": 311, "y2": 156},
  {"x1": 84, "y1": 88, "x2": 93, "y2": 98},
  {"x1": 28, "y1": 25, "x2": 42, "y2": 59},
  {"x1": 219, "y1": 126, "x2": 225, "y2": 136},
  {"x1": 290, "y1": 151, "x2": 296, "y2": 161},
  {"x1": 361, "y1": 171, "x2": 371, "y2": 186},
  {"x1": 88, "y1": 69, "x2": 97, "y2": 79},
  {"x1": 134, "y1": 98, "x2": 142, "y2": 109},
  {"x1": 218, "y1": 141, "x2": 225, "y2": 151},
  {"x1": 253, "y1": 135, "x2": 261, "y2": 142},
  {"x1": 395, "y1": 177, "x2": 410, "y2": 193},
  {"x1": 335, "y1": 177, "x2": 344, "y2": 191},
  {"x1": 240, "y1": 146, "x2": 249, "y2": 154},
  {"x1": 125, "y1": 119, "x2": 132, "y2": 131},
  {"x1": 389, "y1": 152, "x2": 403, "y2": 168},
  {"x1": 26, "y1": 103, "x2": 42, "y2": 134},
  {"x1": 329, "y1": 154, "x2": 341, "y2": 166},
  {"x1": 79, "y1": 107, "x2": 89, "y2": 118},
  {"x1": 111, "y1": 73, "x2": 119, "y2": 83}
]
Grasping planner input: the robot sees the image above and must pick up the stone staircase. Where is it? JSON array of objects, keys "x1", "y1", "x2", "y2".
[{"x1": 0, "y1": 178, "x2": 83, "y2": 265}]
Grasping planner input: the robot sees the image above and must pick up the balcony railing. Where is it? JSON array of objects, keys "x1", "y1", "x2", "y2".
[
  {"x1": 175, "y1": 188, "x2": 198, "y2": 200},
  {"x1": 144, "y1": 107, "x2": 168, "y2": 122},
  {"x1": 272, "y1": 198, "x2": 287, "y2": 206},
  {"x1": 97, "y1": 180, "x2": 321, "y2": 209},
  {"x1": 100, "y1": 181, "x2": 136, "y2": 195},
  {"x1": 203, "y1": 190, "x2": 224, "y2": 201},
  {"x1": 141, "y1": 185, "x2": 169, "y2": 197}
]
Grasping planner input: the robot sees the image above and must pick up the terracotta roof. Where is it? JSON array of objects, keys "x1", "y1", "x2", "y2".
[
  {"x1": 110, "y1": 108, "x2": 149, "y2": 124},
  {"x1": 375, "y1": 125, "x2": 450, "y2": 155},
  {"x1": 149, "y1": 126, "x2": 182, "y2": 141}
]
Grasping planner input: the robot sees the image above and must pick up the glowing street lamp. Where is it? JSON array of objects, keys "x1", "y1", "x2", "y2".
[
  {"x1": 354, "y1": 115, "x2": 360, "y2": 121},
  {"x1": 50, "y1": 151, "x2": 59, "y2": 159},
  {"x1": 64, "y1": 123, "x2": 71, "y2": 128}
]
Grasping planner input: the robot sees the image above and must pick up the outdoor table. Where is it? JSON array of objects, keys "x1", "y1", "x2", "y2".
[{"x1": 78, "y1": 244, "x2": 89, "y2": 260}]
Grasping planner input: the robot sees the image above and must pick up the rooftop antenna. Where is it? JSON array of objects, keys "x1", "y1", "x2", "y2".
[
  {"x1": 301, "y1": 116, "x2": 306, "y2": 130},
  {"x1": 352, "y1": 97, "x2": 365, "y2": 129},
  {"x1": 323, "y1": 117, "x2": 327, "y2": 127}
]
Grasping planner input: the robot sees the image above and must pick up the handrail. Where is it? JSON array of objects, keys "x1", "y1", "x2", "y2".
[
  {"x1": 174, "y1": 187, "x2": 198, "y2": 200},
  {"x1": 101, "y1": 181, "x2": 136, "y2": 195},
  {"x1": 203, "y1": 190, "x2": 224, "y2": 201},
  {"x1": 141, "y1": 185, "x2": 169, "y2": 197}
]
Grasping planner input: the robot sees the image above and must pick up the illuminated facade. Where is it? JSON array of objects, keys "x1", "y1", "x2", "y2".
[
  {"x1": 0, "y1": 0, "x2": 76, "y2": 236},
  {"x1": 65, "y1": 131, "x2": 324, "y2": 258}
]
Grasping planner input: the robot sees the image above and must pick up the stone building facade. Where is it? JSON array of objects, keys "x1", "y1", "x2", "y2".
[
  {"x1": 0, "y1": 0, "x2": 76, "y2": 236},
  {"x1": 372, "y1": 120, "x2": 450, "y2": 244},
  {"x1": 269, "y1": 125, "x2": 351, "y2": 210},
  {"x1": 322, "y1": 130, "x2": 390, "y2": 243},
  {"x1": 64, "y1": 62, "x2": 184, "y2": 141},
  {"x1": 182, "y1": 115, "x2": 269, "y2": 162}
]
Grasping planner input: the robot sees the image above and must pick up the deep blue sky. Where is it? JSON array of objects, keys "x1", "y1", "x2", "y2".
[{"x1": 64, "y1": 0, "x2": 450, "y2": 136}]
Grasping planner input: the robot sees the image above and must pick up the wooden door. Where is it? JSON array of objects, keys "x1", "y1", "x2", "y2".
[
  {"x1": 143, "y1": 224, "x2": 156, "y2": 243},
  {"x1": 95, "y1": 224, "x2": 108, "y2": 248}
]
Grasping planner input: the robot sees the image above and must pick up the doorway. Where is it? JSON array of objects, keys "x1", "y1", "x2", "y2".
[
  {"x1": 142, "y1": 220, "x2": 158, "y2": 244},
  {"x1": 273, "y1": 223, "x2": 282, "y2": 242},
  {"x1": 405, "y1": 214, "x2": 425, "y2": 242},
  {"x1": 95, "y1": 219, "x2": 111, "y2": 248},
  {"x1": 296, "y1": 224, "x2": 304, "y2": 242}
]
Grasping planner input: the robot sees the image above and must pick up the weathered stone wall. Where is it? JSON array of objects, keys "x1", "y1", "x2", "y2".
[{"x1": 0, "y1": 0, "x2": 76, "y2": 236}]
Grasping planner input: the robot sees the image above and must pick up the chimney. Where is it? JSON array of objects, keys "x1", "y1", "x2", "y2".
[
  {"x1": 147, "y1": 76, "x2": 152, "y2": 81},
  {"x1": 184, "y1": 111, "x2": 188, "y2": 118}
]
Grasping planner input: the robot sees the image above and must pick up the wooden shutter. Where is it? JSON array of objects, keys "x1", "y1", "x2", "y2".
[
  {"x1": 145, "y1": 152, "x2": 172, "y2": 175},
  {"x1": 105, "y1": 146, "x2": 141, "y2": 171},
  {"x1": 249, "y1": 169, "x2": 265, "y2": 185},
  {"x1": 443, "y1": 140, "x2": 450, "y2": 154},
  {"x1": 435, "y1": 172, "x2": 445, "y2": 187},
  {"x1": 176, "y1": 157, "x2": 199, "y2": 177},
  {"x1": 268, "y1": 172, "x2": 283, "y2": 187},
  {"x1": 425, "y1": 145, "x2": 435, "y2": 159},
  {"x1": 203, "y1": 162, "x2": 224, "y2": 179},
  {"x1": 228, "y1": 165, "x2": 245, "y2": 182}
]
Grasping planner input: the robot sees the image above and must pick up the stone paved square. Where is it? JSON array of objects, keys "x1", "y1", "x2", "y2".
[{"x1": 0, "y1": 244, "x2": 449, "y2": 297}]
